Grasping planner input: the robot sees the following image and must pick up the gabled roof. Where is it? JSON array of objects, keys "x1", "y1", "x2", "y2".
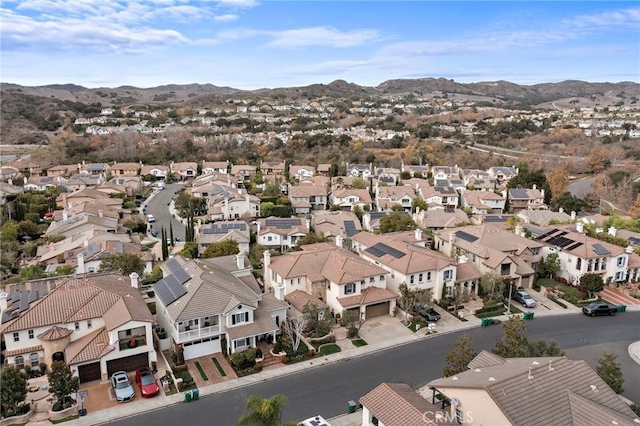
[
  {"x1": 65, "y1": 326, "x2": 113, "y2": 365},
  {"x1": 285, "y1": 290, "x2": 328, "y2": 312},
  {"x1": 429, "y1": 355, "x2": 639, "y2": 426},
  {"x1": 337, "y1": 286, "x2": 397, "y2": 308},
  {"x1": 331, "y1": 188, "x2": 372, "y2": 204}
]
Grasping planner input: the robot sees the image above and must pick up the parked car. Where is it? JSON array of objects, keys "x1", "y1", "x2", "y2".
[
  {"x1": 582, "y1": 302, "x2": 617, "y2": 317},
  {"x1": 513, "y1": 290, "x2": 537, "y2": 308},
  {"x1": 111, "y1": 371, "x2": 135, "y2": 402},
  {"x1": 135, "y1": 367, "x2": 160, "y2": 398},
  {"x1": 413, "y1": 304, "x2": 441, "y2": 321},
  {"x1": 147, "y1": 214, "x2": 156, "y2": 223}
]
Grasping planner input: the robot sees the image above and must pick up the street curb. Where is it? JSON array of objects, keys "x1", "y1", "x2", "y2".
[{"x1": 628, "y1": 341, "x2": 640, "y2": 366}]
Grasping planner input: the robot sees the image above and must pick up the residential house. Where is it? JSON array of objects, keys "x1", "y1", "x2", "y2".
[
  {"x1": 264, "y1": 243, "x2": 396, "y2": 319},
  {"x1": 288, "y1": 165, "x2": 315, "y2": 181},
  {"x1": 361, "y1": 383, "x2": 456, "y2": 426},
  {"x1": 197, "y1": 221, "x2": 250, "y2": 254},
  {"x1": 0, "y1": 164, "x2": 23, "y2": 181},
  {"x1": 461, "y1": 190, "x2": 506, "y2": 214},
  {"x1": 528, "y1": 224, "x2": 638, "y2": 284},
  {"x1": 51, "y1": 199, "x2": 122, "y2": 222},
  {"x1": 110, "y1": 176, "x2": 143, "y2": 196},
  {"x1": 154, "y1": 256, "x2": 287, "y2": 358},
  {"x1": 256, "y1": 216, "x2": 308, "y2": 251},
  {"x1": 64, "y1": 173, "x2": 106, "y2": 191},
  {"x1": 316, "y1": 164, "x2": 332, "y2": 176},
  {"x1": 0, "y1": 273, "x2": 156, "y2": 383},
  {"x1": 206, "y1": 187, "x2": 260, "y2": 221},
  {"x1": 517, "y1": 209, "x2": 573, "y2": 226},
  {"x1": 24, "y1": 176, "x2": 67, "y2": 192},
  {"x1": 8, "y1": 160, "x2": 43, "y2": 177},
  {"x1": 110, "y1": 162, "x2": 141, "y2": 177},
  {"x1": 170, "y1": 162, "x2": 198, "y2": 180},
  {"x1": 46, "y1": 164, "x2": 78, "y2": 178},
  {"x1": 0, "y1": 181, "x2": 24, "y2": 204},
  {"x1": 362, "y1": 211, "x2": 410, "y2": 233},
  {"x1": 140, "y1": 164, "x2": 170, "y2": 180},
  {"x1": 427, "y1": 351, "x2": 639, "y2": 426},
  {"x1": 375, "y1": 185, "x2": 416, "y2": 212},
  {"x1": 345, "y1": 163, "x2": 373, "y2": 179},
  {"x1": 506, "y1": 186, "x2": 547, "y2": 212},
  {"x1": 374, "y1": 167, "x2": 402, "y2": 186},
  {"x1": 289, "y1": 180, "x2": 328, "y2": 214},
  {"x1": 420, "y1": 185, "x2": 459, "y2": 209},
  {"x1": 260, "y1": 161, "x2": 286, "y2": 179},
  {"x1": 413, "y1": 208, "x2": 469, "y2": 230},
  {"x1": 352, "y1": 231, "x2": 481, "y2": 300},
  {"x1": 80, "y1": 162, "x2": 111, "y2": 176},
  {"x1": 311, "y1": 210, "x2": 362, "y2": 242},
  {"x1": 470, "y1": 214, "x2": 514, "y2": 226},
  {"x1": 402, "y1": 164, "x2": 429, "y2": 178},
  {"x1": 73, "y1": 240, "x2": 154, "y2": 275},
  {"x1": 202, "y1": 161, "x2": 229, "y2": 175},
  {"x1": 55, "y1": 188, "x2": 121, "y2": 209},
  {"x1": 431, "y1": 165, "x2": 460, "y2": 180},
  {"x1": 45, "y1": 214, "x2": 120, "y2": 238},
  {"x1": 330, "y1": 188, "x2": 372, "y2": 211},
  {"x1": 487, "y1": 166, "x2": 519, "y2": 186},
  {"x1": 230, "y1": 164, "x2": 257, "y2": 183},
  {"x1": 433, "y1": 224, "x2": 544, "y2": 289}
]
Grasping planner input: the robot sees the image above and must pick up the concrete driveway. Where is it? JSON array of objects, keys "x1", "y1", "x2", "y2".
[{"x1": 357, "y1": 315, "x2": 416, "y2": 345}]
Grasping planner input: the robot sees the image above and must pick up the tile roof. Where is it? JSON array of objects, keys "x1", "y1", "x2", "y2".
[
  {"x1": 5, "y1": 345, "x2": 44, "y2": 357},
  {"x1": 361, "y1": 383, "x2": 453, "y2": 426},
  {"x1": 285, "y1": 290, "x2": 328, "y2": 312},
  {"x1": 0, "y1": 273, "x2": 152, "y2": 333},
  {"x1": 225, "y1": 306, "x2": 279, "y2": 341},
  {"x1": 337, "y1": 286, "x2": 397, "y2": 308},
  {"x1": 37, "y1": 326, "x2": 73, "y2": 341},
  {"x1": 65, "y1": 326, "x2": 113, "y2": 365}
]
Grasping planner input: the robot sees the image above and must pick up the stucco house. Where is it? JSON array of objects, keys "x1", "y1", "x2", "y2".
[
  {"x1": 154, "y1": 256, "x2": 287, "y2": 359},
  {"x1": 375, "y1": 185, "x2": 416, "y2": 212},
  {"x1": 197, "y1": 220, "x2": 251, "y2": 254},
  {"x1": 506, "y1": 186, "x2": 546, "y2": 212},
  {"x1": 288, "y1": 165, "x2": 315, "y2": 181},
  {"x1": 256, "y1": 216, "x2": 309, "y2": 251},
  {"x1": 140, "y1": 164, "x2": 170, "y2": 180},
  {"x1": 202, "y1": 161, "x2": 229, "y2": 175},
  {"x1": 0, "y1": 273, "x2": 156, "y2": 383},
  {"x1": 487, "y1": 166, "x2": 518, "y2": 186},
  {"x1": 110, "y1": 162, "x2": 141, "y2": 177},
  {"x1": 289, "y1": 181, "x2": 328, "y2": 214},
  {"x1": 170, "y1": 162, "x2": 198, "y2": 180},
  {"x1": 264, "y1": 243, "x2": 397, "y2": 320},
  {"x1": 330, "y1": 188, "x2": 372, "y2": 211},
  {"x1": 311, "y1": 210, "x2": 362, "y2": 242},
  {"x1": 461, "y1": 190, "x2": 506, "y2": 214}
]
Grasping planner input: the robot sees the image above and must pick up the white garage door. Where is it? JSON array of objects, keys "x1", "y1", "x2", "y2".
[{"x1": 183, "y1": 337, "x2": 221, "y2": 360}]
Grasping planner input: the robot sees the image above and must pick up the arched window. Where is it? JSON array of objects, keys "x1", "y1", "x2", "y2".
[
  {"x1": 15, "y1": 355, "x2": 24, "y2": 369},
  {"x1": 30, "y1": 353, "x2": 39, "y2": 368}
]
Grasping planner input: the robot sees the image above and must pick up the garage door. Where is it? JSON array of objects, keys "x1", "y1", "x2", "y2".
[
  {"x1": 77, "y1": 362, "x2": 101, "y2": 383},
  {"x1": 106, "y1": 353, "x2": 149, "y2": 377},
  {"x1": 184, "y1": 337, "x2": 221, "y2": 360},
  {"x1": 365, "y1": 301, "x2": 390, "y2": 318}
]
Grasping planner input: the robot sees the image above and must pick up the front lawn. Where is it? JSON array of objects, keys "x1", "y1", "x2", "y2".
[
  {"x1": 351, "y1": 339, "x2": 368, "y2": 347},
  {"x1": 537, "y1": 279, "x2": 584, "y2": 301},
  {"x1": 316, "y1": 344, "x2": 341, "y2": 356}
]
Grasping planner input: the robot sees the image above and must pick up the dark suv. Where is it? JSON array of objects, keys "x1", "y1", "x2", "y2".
[
  {"x1": 413, "y1": 304, "x2": 441, "y2": 321},
  {"x1": 582, "y1": 302, "x2": 617, "y2": 317}
]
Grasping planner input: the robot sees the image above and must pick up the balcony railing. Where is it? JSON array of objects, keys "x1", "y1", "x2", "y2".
[
  {"x1": 178, "y1": 325, "x2": 220, "y2": 342},
  {"x1": 119, "y1": 336, "x2": 147, "y2": 351}
]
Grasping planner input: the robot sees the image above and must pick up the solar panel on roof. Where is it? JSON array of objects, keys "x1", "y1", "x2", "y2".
[
  {"x1": 115, "y1": 243, "x2": 124, "y2": 254},
  {"x1": 165, "y1": 258, "x2": 182, "y2": 274},
  {"x1": 154, "y1": 272, "x2": 188, "y2": 306},
  {"x1": 369, "y1": 242, "x2": 405, "y2": 259},
  {"x1": 85, "y1": 244, "x2": 101, "y2": 258},
  {"x1": 456, "y1": 231, "x2": 478, "y2": 243},
  {"x1": 592, "y1": 243, "x2": 611, "y2": 255},
  {"x1": 566, "y1": 242, "x2": 583, "y2": 251},
  {"x1": 510, "y1": 189, "x2": 529, "y2": 198},
  {"x1": 535, "y1": 229, "x2": 559, "y2": 240},
  {"x1": 173, "y1": 267, "x2": 191, "y2": 285},
  {"x1": 344, "y1": 221, "x2": 358, "y2": 237},
  {"x1": 365, "y1": 245, "x2": 385, "y2": 258}
]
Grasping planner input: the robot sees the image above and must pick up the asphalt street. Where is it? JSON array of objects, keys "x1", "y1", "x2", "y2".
[
  {"x1": 144, "y1": 183, "x2": 186, "y2": 242},
  {"x1": 111, "y1": 313, "x2": 640, "y2": 426}
]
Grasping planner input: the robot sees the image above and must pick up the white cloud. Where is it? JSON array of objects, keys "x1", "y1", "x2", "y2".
[
  {"x1": 216, "y1": 0, "x2": 258, "y2": 8},
  {"x1": 267, "y1": 26, "x2": 379, "y2": 48},
  {"x1": 214, "y1": 13, "x2": 238, "y2": 22}
]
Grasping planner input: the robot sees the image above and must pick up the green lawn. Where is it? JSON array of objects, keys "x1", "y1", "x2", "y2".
[
  {"x1": 351, "y1": 339, "x2": 368, "y2": 347},
  {"x1": 212, "y1": 357, "x2": 227, "y2": 377},
  {"x1": 537, "y1": 279, "x2": 584, "y2": 300},
  {"x1": 52, "y1": 415, "x2": 80, "y2": 424},
  {"x1": 195, "y1": 361, "x2": 208, "y2": 381},
  {"x1": 316, "y1": 344, "x2": 341, "y2": 356}
]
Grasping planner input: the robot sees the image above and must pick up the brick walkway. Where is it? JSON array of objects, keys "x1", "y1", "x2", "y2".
[{"x1": 185, "y1": 354, "x2": 237, "y2": 389}]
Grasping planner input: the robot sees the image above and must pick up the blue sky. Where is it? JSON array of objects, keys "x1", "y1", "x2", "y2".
[{"x1": 1, "y1": 1, "x2": 639, "y2": 89}]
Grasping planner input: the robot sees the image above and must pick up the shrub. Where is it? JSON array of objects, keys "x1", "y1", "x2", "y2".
[
  {"x1": 230, "y1": 349, "x2": 257, "y2": 371},
  {"x1": 554, "y1": 276, "x2": 569, "y2": 285},
  {"x1": 273, "y1": 340, "x2": 283, "y2": 354},
  {"x1": 255, "y1": 348, "x2": 263, "y2": 359},
  {"x1": 532, "y1": 280, "x2": 541, "y2": 291}
]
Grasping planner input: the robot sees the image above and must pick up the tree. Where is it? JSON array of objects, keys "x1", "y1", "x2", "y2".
[
  {"x1": 493, "y1": 316, "x2": 531, "y2": 358},
  {"x1": 0, "y1": 366, "x2": 28, "y2": 418},
  {"x1": 18, "y1": 264, "x2": 46, "y2": 281},
  {"x1": 397, "y1": 283, "x2": 417, "y2": 325},
  {"x1": 169, "y1": 221, "x2": 175, "y2": 246},
  {"x1": 379, "y1": 211, "x2": 416, "y2": 233},
  {"x1": 16, "y1": 220, "x2": 40, "y2": 238},
  {"x1": 351, "y1": 177, "x2": 368, "y2": 189},
  {"x1": 161, "y1": 227, "x2": 168, "y2": 261},
  {"x1": 342, "y1": 309, "x2": 365, "y2": 338},
  {"x1": 237, "y1": 394, "x2": 288, "y2": 426},
  {"x1": 282, "y1": 318, "x2": 306, "y2": 353},
  {"x1": 543, "y1": 253, "x2": 561, "y2": 278},
  {"x1": 53, "y1": 265, "x2": 76, "y2": 276},
  {"x1": 47, "y1": 361, "x2": 79, "y2": 410},
  {"x1": 180, "y1": 242, "x2": 199, "y2": 259},
  {"x1": 302, "y1": 303, "x2": 331, "y2": 338},
  {"x1": 202, "y1": 239, "x2": 240, "y2": 258},
  {"x1": 294, "y1": 232, "x2": 329, "y2": 250},
  {"x1": 550, "y1": 192, "x2": 587, "y2": 214},
  {"x1": 0, "y1": 222, "x2": 18, "y2": 242},
  {"x1": 443, "y1": 335, "x2": 477, "y2": 377},
  {"x1": 527, "y1": 339, "x2": 565, "y2": 357},
  {"x1": 596, "y1": 352, "x2": 624, "y2": 394},
  {"x1": 98, "y1": 253, "x2": 145, "y2": 276},
  {"x1": 580, "y1": 273, "x2": 604, "y2": 298},
  {"x1": 479, "y1": 272, "x2": 505, "y2": 302}
]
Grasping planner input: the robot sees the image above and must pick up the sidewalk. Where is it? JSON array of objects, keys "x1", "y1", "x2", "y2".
[{"x1": 69, "y1": 298, "x2": 637, "y2": 426}]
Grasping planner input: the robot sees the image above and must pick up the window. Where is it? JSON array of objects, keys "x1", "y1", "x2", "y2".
[
  {"x1": 15, "y1": 356, "x2": 24, "y2": 369},
  {"x1": 87, "y1": 320, "x2": 92, "y2": 329},
  {"x1": 30, "y1": 353, "x2": 39, "y2": 368},
  {"x1": 501, "y1": 263, "x2": 510, "y2": 276},
  {"x1": 455, "y1": 408, "x2": 463, "y2": 424},
  {"x1": 418, "y1": 273, "x2": 423, "y2": 282},
  {"x1": 267, "y1": 236, "x2": 272, "y2": 242},
  {"x1": 576, "y1": 258, "x2": 582, "y2": 271},
  {"x1": 587, "y1": 259, "x2": 593, "y2": 272},
  {"x1": 75, "y1": 322, "x2": 80, "y2": 331},
  {"x1": 13, "y1": 332, "x2": 19, "y2": 342},
  {"x1": 370, "y1": 277, "x2": 375, "y2": 283},
  {"x1": 282, "y1": 236, "x2": 288, "y2": 240},
  {"x1": 443, "y1": 270, "x2": 452, "y2": 281},
  {"x1": 345, "y1": 283, "x2": 356, "y2": 295},
  {"x1": 531, "y1": 262, "x2": 538, "y2": 271},
  {"x1": 372, "y1": 416, "x2": 379, "y2": 426},
  {"x1": 410, "y1": 275, "x2": 415, "y2": 284},
  {"x1": 617, "y1": 256, "x2": 626, "y2": 267},
  {"x1": 28, "y1": 330, "x2": 34, "y2": 340},
  {"x1": 531, "y1": 248, "x2": 540, "y2": 255},
  {"x1": 601, "y1": 258, "x2": 607, "y2": 270},
  {"x1": 615, "y1": 272, "x2": 624, "y2": 281},
  {"x1": 379, "y1": 275, "x2": 384, "y2": 280},
  {"x1": 427, "y1": 272, "x2": 432, "y2": 281},
  {"x1": 232, "y1": 312, "x2": 248, "y2": 325},
  {"x1": 234, "y1": 337, "x2": 250, "y2": 348}
]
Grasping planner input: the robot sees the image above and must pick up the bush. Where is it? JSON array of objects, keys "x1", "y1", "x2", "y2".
[
  {"x1": 230, "y1": 349, "x2": 257, "y2": 371},
  {"x1": 273, "y1": 340, "x2": 283, "y2": 354},
  {"x1": 475, "y1": 303, "x2": 504, "y2": 315},
  {"x1": 255, "y1": 348, "x2": 263, "y2": 359},
  {"x1": 532, "y1": 281, "x2": 541, "y2": 291},
  {"x1": 554, "y1": 276, "x2": 569, "y2": 285}
]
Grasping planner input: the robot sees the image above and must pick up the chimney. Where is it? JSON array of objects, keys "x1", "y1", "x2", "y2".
[
  {"x1": 458, "y1": 255, "x2": 469, "y2": 264},
  {"x1": 84, "y1": 239, "x2": 89, "y2": 247},
  {"x1": 576, "y1": 222, "x2": 584, "y2": 233},
  {"x1": 274, "y1": 283, "x2": 285, "y2": 301},
  {"x1": 608, "y1": 227, "x2": 617, "y2": 237},
  {"x1": 62, "y1": 193, "x2": 68, "y2": 209},
  {"x1": 449, "y1": 231, "x2": 456, "y2": 245},
  {"x1": 559, "y1": 207, "x2": 564, "y2": 213},
  {"x1": 263, "y1": 250, "x2": 271, "y2": 267},
  {"x1": 98, "y1": 209, "x2": 103, "y2": 218},
  {"x1": 62, "y1": 210, "x2": 68, "y2": 221},
  {"x1": 532, "y1": 184, "x2": 537, "y2": 190},
  {"x1": 129, "y1": 272, "x2": 139, "y2": 289},
  {"x1": 527, "y1": 367, "x2": 533, "y2": 379},
  {"x1": 571, "y1": 211, "x2": 576, "y2": 221},
  {"x1": 626, "y1": 246, "x2": 634, "y2": 254},
  {"x1": 76, "y1": 253, "x2": 85, "y2": 274},
  {"x1": 515, "y1": 224, "x2": 524, "y2": 237},
  {"x1": 236, "y1": 253, "x2": 245, "y2": 270},
  {"x1": 0, "y1": 291, "x2": 7, "y2": 311},
  {"x1": 8, "y1": 178, "x2": 12, "y2": 186},
  {"x1": 335, "y1": 235, "x2": 343, "y2": 248},
  {"x1": 596, "y1": 227, "x2": 603, "y2": 234},
  {"x1": 415, "y1": 228, "x2": 423, "y2": 240}
]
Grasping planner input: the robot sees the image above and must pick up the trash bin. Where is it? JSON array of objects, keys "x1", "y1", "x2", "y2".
[
  {"x1": 347, "y1": 400, "x2": 357, "y2": 414},
  {"x1": 184, "y1": 391, "x2": 192, "y2": 403},
  {"x1": 617, "y1": 305, "x2": 626, "y2": 313},
  {"x1": 192, "y1": 388, "x2": 199, "y2": 401},
  {"x1": 481, "y1": 318, "x2": 490, "y2": 327}
]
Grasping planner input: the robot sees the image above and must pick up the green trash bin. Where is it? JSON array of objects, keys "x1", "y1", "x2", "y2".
[
  {"x1": 617, "y1": 305, "x2": 627, "y2": 313},
  {"x1": 184, "y1": 391, "x2": 192, "y2": 403},
  {"x1": 347, "y1": 400, "x2": 357, "y2": 414},
  {"x1": 192, "y1": 388, "x2": 199, "y2": 401}
]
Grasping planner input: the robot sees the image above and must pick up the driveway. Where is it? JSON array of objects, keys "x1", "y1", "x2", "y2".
[
  {"x1": 144, "y1": 183, "x2": 186, "y2": 242},
  {"x1": 357, "y1": 315, "x2": 416, "y2": 345}
]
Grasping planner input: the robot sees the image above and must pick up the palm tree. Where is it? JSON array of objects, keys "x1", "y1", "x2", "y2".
[{"x1": 237, "y1": 394, "x2": 288, "y2": 426}]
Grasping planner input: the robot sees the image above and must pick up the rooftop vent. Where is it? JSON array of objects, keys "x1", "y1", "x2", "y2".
[
  {"x1": 548, "y1": 360, "x2": 554, "y2": 371},
  {"x1": 590, "y1": 385, "x2": 598, "y2": 392},
  {"x1": 488, "y1": 377, "x2": 496, "y2": 381},
  {"x1": 527, "y1": 367, "x2": 533, "y2": 379},
  {"x1": 474, "y1": 368, "x2": 481, "y2": 372}
]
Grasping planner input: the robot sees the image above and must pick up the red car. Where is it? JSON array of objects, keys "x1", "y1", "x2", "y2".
[{"x1": 135, "y1": 367, "x2": 160, "y2": 398}]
